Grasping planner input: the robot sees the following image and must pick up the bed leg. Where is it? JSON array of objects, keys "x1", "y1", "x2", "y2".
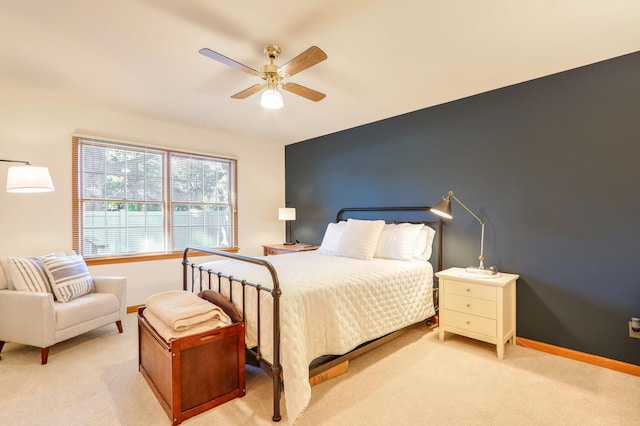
[{"x1": 272, "y1": 366, "x2": 282, "y2": 422}]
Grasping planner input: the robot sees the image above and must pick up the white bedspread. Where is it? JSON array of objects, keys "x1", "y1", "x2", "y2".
[{"x1": 196, "y1": 251, "x2": 434, "y2": 423}]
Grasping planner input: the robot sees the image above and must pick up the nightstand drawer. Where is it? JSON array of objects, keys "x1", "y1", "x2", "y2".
[
  {"x1": 444, "y1": 293, "x2": 497, "y2": 319},
  {"x1": 265, "y1": 246, "x2": 284, "y2": 255},
  {"x1": 445, "y1": 280, "x2": 497, "y2": 301},
  {"x1": 442, "y1": 309, "x2": 497, "y2": 337}
]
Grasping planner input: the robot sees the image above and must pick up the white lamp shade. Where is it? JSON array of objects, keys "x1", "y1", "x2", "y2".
[
  {"x1": 278, "y1": 207, "x2": 296, "y2": 221},
  {"x1": 6, "y1": 165, "x2": 54, "y2": 193},
  {"x1": 260, "y1": 88, "x2": 284, "y2": 109}
]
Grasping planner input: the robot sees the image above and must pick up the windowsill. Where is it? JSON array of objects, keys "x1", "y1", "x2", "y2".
[{"x1": 84, "y1": 247, "x2": 240, "y2": 266}]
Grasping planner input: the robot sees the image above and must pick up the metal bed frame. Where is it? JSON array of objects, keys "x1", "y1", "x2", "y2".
[{"x1": 182, "y1": 206, "x2": 443, "y2": 422}]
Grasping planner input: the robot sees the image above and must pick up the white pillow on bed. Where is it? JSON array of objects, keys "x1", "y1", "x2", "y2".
[
  {"x1": 413, "y1": 226, "x2": 437, "y2": 261},
  {"x1": 374, "y1": 223, "x2": 424, "y2": 261},
  {"x1": 334, "y1": 218, "x2": 385, "y2": 260},
  {"x1": 317, "y1": 221, "x2": 347, "y2": 255}
]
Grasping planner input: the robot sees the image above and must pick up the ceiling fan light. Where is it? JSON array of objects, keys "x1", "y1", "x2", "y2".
[{"x1": 260, "y1": 88, "x2": 283, "y2": 109}]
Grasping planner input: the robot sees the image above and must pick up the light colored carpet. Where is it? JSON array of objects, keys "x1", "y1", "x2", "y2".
[{"x1": 1, "y1": 313, "x2": 638, "y2": 426}]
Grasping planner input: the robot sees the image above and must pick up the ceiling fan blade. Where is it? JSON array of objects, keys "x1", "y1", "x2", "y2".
[
  {"x1": 231, "y1": 84, "x2": 265, "y2": 99},
  {"x1": 199, "y1": 48, "x2": 260, "y2": 76},
  {"x1": 281, "y1": 82, "x2": 326, "y2": 102},
  {"x1": 279, "y1": 46, "x2": 327, "y2": 77}
]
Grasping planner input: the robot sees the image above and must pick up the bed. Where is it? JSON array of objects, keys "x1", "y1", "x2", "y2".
[{"x1": 182, "y1": 206, "x2": 443, "y2": 422}]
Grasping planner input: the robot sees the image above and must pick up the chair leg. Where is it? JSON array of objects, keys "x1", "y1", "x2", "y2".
[
  {"x1": 116, "y1": 320, "x2": 123, "y2": 333},
  {"x1": 0, "y1": 340, "x2": 5, "y2": 361},
  {"x1": 41, "y1": 347, "x2": 50, "y2": 365}
]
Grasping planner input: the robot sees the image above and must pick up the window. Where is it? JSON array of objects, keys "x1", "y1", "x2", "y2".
[{"x1": 73, "y1": 137, "x2": 237, "y2": 259}]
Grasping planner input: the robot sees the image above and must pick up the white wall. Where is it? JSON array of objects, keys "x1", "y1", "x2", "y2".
[{"x1": 0, "y1": 78, "x2": 285, "y2": 305}]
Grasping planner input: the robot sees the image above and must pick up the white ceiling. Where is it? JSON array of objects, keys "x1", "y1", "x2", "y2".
[{"x1": 1, "y1": 0, "x2": 639, "y2": 145}]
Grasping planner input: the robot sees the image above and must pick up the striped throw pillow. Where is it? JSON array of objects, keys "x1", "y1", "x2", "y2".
[
  {"x1": 8, "y1": 256, "x2": 53, "y2": 293},
  {"x1": 42, "y1": 255, "x2": 95, "y2": 303}
]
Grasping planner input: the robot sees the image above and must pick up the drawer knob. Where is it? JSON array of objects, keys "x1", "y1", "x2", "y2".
[
  {"x1": 466, "y1": 321, "x2": 470, "y2": 325},
  {"x1": 466, "y1": 304, "x2": 471, "y2": 308},
  {"x1": 466, "y1": 288, "x2": 471, "y2": 292}
]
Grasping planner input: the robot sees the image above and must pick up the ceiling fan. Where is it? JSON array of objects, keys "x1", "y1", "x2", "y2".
[{"x1": 199, "y1": 44, "x2": 327, "y2": 109}]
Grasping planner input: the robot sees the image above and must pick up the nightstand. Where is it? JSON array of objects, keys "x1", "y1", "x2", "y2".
[
  {"x1": 435, "y1": 267, "x2": 518, "y2": 359},
  {"x1": 262, "y1": 244, "x2": 319, "y2": 256}
]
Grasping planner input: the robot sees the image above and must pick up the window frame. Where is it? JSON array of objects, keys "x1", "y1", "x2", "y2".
[{"x1": 72, "y1": 136, "x2": 238, "y2": 264}]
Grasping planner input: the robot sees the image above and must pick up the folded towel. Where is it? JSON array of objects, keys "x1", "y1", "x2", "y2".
[
  {"x1": 143, "y1": 309, "x2": 232, "y2": 341},
  {"x1": 145, "y1": 290, "x2": 231, "y2": 331}
]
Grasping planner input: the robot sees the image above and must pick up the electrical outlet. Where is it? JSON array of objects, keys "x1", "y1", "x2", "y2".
[{"x1": 629, "y1": 322, "x2": 640, "y2": 339}]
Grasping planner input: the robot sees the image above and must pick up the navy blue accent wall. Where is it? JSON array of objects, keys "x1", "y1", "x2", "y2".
[{"x1": 285, "y1": 51, "x2": 640, "y2": 365}]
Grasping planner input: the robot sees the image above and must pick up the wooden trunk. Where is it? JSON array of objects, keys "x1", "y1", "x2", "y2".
[{"x1": 138, "y1": 307, "x2": 246, "y2": 425}]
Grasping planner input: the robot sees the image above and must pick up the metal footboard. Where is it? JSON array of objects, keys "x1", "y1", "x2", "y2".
[{"x1": 182, "y1": 247, "x2": 283, "y2": 422}]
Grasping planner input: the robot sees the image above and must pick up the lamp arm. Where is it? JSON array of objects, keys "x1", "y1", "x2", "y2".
[
  {"x1": 449, "y1": 192, "x2": 485, "y2": 226},
  {"x1": 0, "y1": 159, "x2": 31, "y2": 165},
  {"x1": 449, "y1": 191, "x2": 486, "y2": 269}
]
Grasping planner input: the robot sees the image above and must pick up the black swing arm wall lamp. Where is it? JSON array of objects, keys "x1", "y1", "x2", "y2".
[{"x1": 0, "y1": 159, "x2": 54, "y2": 193}]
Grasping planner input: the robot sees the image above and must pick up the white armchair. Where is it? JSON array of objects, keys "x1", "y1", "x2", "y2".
[{"x1": 0, "y1": 256, "x2": 126, "y2": 364}]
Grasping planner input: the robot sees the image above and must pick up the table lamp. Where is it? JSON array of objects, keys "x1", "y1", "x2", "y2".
[
  {"x1": 431, "y1": 190, "x2": 497, "y2": 275},
  {"x1": 278, "y1": 207, "x2": 296, "y2": 245}
]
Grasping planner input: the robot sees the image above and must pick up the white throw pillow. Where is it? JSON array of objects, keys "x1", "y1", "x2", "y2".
[
  {"x1": 374, "y1": 223, "x2": 425, "y2": 261},
  {"x1": 42, "y1": 254, "x2": 95, "y2": 303},
  {"x1": 8, "y1": 256, "x2": 53, "y2": 293},
  {"x1": 335, "y1": 219, "x2": 385, "y2": 260},
  {"x1": 413, "y1": 226, "x2": 437, "y2": 261},
  {"x1": 317, "y1": 221, "x2": 347, "y2": 255},
  {"x1": 0, "y1": 256, "x2": 10, "y2": 290}
]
